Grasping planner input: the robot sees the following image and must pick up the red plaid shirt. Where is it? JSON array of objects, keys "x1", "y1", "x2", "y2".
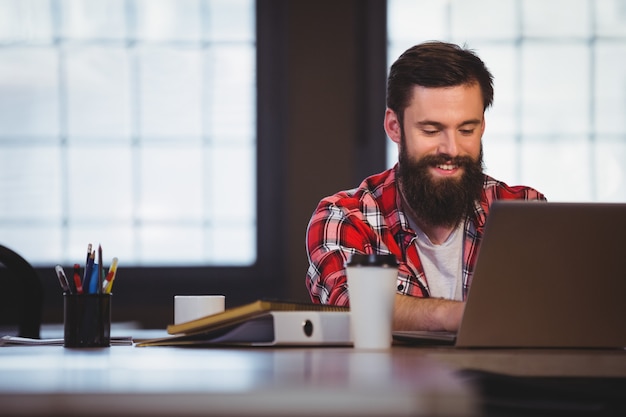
[{"x1": 305, "y1": 165, "x2": 546, "y2": 306}]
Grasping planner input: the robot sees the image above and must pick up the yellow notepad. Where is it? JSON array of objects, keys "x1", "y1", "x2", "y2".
[{"x1": 167, "y1": 299, "x2": 348, "y2": 335}]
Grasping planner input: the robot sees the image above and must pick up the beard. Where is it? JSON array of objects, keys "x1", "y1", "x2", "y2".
[{"x1": 397, "y1": 141, "x2": 485, "y2": 229}]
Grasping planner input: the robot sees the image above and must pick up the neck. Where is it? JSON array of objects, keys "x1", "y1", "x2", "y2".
[{"x1": 415, "y1": 222, "x2": 456, "y2": 245}]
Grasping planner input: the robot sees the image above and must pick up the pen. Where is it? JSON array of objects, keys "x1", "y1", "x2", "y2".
[
  {"x1": 89, "y1": 259, "x2": 99, "y2": 294},
  {"x1": 83, "y1": 250, "x2": 95, "y2": 294},
  {"x1": 73, "y1": 263, "x2": 84, "y2": 294},
  {"x1": 82, "y1": 243, "x2": 92, "y2": 287},
  {"x1": 54, "y1": 265, "x2": 71, "y2": 294}
]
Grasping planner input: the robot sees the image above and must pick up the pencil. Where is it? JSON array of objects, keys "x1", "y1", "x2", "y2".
[
  {"x1": 104, "y1": 257, "x2": 119, "y2": 294},
  {"x1": 97, "y1": 244, "x2": 103, "y2": 294}
]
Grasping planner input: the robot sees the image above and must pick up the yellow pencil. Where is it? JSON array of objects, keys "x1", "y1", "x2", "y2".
[{"x1": 103, "y1": 257, "x2": 119, "y2": 293}]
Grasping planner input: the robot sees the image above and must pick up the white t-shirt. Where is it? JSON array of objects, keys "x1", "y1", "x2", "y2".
[{"x1": 407, "y1": 217, "x2": 463, "y2": 301}]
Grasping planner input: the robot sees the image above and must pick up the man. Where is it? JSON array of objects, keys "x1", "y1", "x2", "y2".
[{"x1": 305, "y1": 41, "x2": 546, "y2": 332}]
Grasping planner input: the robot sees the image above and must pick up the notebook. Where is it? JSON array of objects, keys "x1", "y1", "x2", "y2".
[{"x1": 393, "y1": 201, "x2": 626, "y2": 349}]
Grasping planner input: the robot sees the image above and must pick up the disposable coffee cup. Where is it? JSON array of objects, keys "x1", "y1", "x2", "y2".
[
  {"x1": 174, "y1": 295, "x2": 225, "y2": 325},
  {"x1": 64, "y1": 293, "x2": 111, "y2": 348},
  {"x1": 346, "y1": 254, "x2": 398, "y2": 349}
]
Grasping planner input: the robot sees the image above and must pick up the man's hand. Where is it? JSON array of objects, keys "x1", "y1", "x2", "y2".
[{"x1": 392, "y1": 294, "x2": 465, "y2": 332}]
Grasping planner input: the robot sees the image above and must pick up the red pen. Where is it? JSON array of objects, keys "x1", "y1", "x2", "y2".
[{"x1": 73, "y1": 263, "x2": 84, "y2": 294}]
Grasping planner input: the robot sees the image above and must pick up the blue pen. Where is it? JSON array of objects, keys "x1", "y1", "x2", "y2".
[
  {"x1": 83, "y1": 250, "x2": 95, "y2": 293},
  {"x1": 82, "y1": 244, "x2": 92, "y2": 289},
  {"x1": 89, "y1": 263, "x2": 99, "y2": 294}
]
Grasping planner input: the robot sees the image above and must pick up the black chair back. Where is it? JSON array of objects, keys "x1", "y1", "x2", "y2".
[{"x1": 0, "y1": 245, "x2": 43, "y2": 338}]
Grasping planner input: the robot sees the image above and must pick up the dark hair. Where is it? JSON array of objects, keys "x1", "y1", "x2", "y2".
[{"x1": 386, "y1": 41, "x2": 494, "y2": 123}]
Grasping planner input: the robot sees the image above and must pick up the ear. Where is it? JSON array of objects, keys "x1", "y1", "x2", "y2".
[{"x1": 384, "y1": 108, "x2": 402, "y2": 145}]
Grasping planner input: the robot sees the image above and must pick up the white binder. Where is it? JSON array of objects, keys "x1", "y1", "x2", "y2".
[{"x1": 209, "y1": 311, "x2": 352, "y2": 346}]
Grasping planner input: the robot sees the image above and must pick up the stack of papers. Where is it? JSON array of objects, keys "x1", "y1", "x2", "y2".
[{"x1": 0, "y1": 335, "x2": 133, "y2": 346}]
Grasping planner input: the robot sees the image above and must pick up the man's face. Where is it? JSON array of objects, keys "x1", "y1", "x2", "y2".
[{"x1": 384, "y1": 83, "x2": 486, "y2": 227}]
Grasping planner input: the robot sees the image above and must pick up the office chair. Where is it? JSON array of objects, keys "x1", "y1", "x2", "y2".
[{"x1": 0, "y1": 245, "x2": 43, "y2": 338}]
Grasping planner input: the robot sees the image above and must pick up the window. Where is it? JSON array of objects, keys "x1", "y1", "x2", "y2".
[
  {"x1": 387, "y1": 0, "x2": 626, "y2": 202},
  {"x1": 0, "y1": 0, "x2": 256, "y2": 266}
]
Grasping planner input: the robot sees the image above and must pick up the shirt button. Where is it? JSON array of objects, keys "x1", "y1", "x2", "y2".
[{"x1": 397, "y1": 284, "x2": 404, "y2": 291}]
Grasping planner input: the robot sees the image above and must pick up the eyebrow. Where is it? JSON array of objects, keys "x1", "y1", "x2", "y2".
[{"x1": 417, "y1": 119, "x2": 482, "y2": 128}]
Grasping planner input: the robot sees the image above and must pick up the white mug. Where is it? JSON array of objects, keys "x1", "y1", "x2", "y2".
[{"x1": 174, "y1": 295, "x2": 225, "y2": 325}]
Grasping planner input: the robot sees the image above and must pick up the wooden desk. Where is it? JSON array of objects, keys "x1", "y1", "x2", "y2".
[
  {"x1": 0, "y1": 344, "x2": 475, "y2": 417},
  {"x1": 2, "y1": 333, "x2": 625, "y2": 417},
  {"x1": 417, "y1": 346, "x2": 626, "y2": 377}
]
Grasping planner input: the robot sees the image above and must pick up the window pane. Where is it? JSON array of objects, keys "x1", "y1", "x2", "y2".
[
  {"x1": 0, "y1": 146, "x2": 62, "y2": 219},
  {"x1": 138, "y1": 47, "x2": 204, "y2": 138},
  {"x1": 205, "y1": 45, "x2": 256, "y2": 139},
  {"x1": 0, "y1": 48, "x2": 59, "y2": 138},
  {"x1": 473, "y1": 44, "x2": 519, "y2": 135},
  {"x1": 451, "y1": 0, "x2": 518, "y2": 41},
  {"x1": 60, "y1": 0, "x2": 127, "y2": 40},
  {"x1": 67, "y1": 145, "x2": 134, "y2": 220},
  {"x1": 522, "y1": 0, "x2": 591, "y2": 38},
  {"x1": 65, "y1": 46, "x2": 132, "y2": 138},
  {"x1": 0, "y1": 0, "x2": 54, "y2": 43},
  {"x1": 0, "y1": 0, "x2": 256, "y2": 266},
  {"x1": 596, "y1": 0, "x2": 626, "y2": 37},
  {"x1": 595, "y1": 138, "x2": 626, "y2": 201},
  {"x1": 520, "y1": 136, "x2": 593, "y2": 201},
  {"x1": 520, "y1": 43, "x2": 590, "y2": 136},
  {"x1": 595, "y1": 42, "x2": 626, "y2": 135},
  {"x1": 134, "y1": 0, "x2": 202, "y2": 42}
]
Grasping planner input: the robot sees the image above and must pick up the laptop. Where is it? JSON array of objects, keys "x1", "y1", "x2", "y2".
[{"x1": 393, "y1": 201, "x2": 626, "y2": 349}]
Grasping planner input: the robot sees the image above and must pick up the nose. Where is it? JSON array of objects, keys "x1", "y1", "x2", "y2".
[{"x1": 437, "y1": 131, "x2": 459, "y2": 157}]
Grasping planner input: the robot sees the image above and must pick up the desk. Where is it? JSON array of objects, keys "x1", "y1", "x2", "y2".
[
  {"x1": 0, "y1": 344, "x2": 475, "y2": 417},
  {"x1": 1, "y1": 341, "x2": 625, "y2": 417},
  {"x1": 421, "y1": 347, "x2": 626, "y2": 377}
]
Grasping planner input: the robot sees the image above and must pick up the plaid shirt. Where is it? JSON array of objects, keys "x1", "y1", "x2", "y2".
[{"x1": 305, "y1": 165, "x2": 546, "y2": 306}]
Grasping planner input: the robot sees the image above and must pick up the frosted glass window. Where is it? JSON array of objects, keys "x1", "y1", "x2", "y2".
[
  {"x1": 134, "y1": 0, "x2": 202, "y2": 42},
  {"x1": 450, "y1": 0, "x2": 518, "y2": 40},
  {"x1": 0, "y1": 0, "x2": 54, "y2": 42},
  {"x1": 520, "y1": 43, "x2": 590, "y2": 136},
  {"x1": 67, "y1": 145, "x2": 134, "y2": 220},
  {"x1": 595, "y1": 139, "x2": 626, "y2": 202},
  {"x1": 595, "y1": 43, "x2": 626, "y2": 135},
  {"x1": 138, "y1": 47, "x2": 204, "y2": 138},
  {"x1": 0, "y1": 48, "x2": 59, "y2": 138},
  {"x1": 65, "y1": 47, "x2": 132, "y2": 138},
  {"x1": 471, "y1": 44, "x2": 519, "y2": 135},
  {"x1": 0, "y1": 0, "x2": 256, "y2": 266},
  {"x1": 59, "y1": 0, "x2": 127, "y2": 40},
  {"x1": 388, "y1": 0, "x2": 626, "y2": 202},
  {"x1": 522, "y1": 0, "x2": 591, "y2": 38}
]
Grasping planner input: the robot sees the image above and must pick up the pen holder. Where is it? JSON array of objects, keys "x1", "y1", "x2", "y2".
[{"x1": 63, "y1": 293, "x2": 111, "y2": 348}]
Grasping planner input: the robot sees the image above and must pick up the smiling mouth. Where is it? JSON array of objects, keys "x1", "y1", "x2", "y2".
[{"x1": 436, "y1": 163, "x2": 458, "y2": 171}]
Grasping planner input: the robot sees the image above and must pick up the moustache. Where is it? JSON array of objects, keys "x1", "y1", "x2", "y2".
[{"x1": 417, "y1": 154, "x2": 477, "y2": 168}]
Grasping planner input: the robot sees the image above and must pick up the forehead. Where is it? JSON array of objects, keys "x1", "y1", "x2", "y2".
[{"x1": 405, "y1": 83, "x2": 484, "y2": 122}]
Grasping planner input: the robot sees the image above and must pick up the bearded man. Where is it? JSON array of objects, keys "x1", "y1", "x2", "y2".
[{"x1": 305, "y1": 41, "x2": 546, "y2": 332}]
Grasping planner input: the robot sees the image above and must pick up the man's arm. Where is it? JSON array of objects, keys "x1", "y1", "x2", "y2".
[{"x1": 393, "y1": 294, "x2": 465, "y2": 332}]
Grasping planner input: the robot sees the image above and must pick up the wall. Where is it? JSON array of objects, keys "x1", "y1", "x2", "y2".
[{"x1": 281, "y1": 0, "x2": 388, "y2": 302}]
